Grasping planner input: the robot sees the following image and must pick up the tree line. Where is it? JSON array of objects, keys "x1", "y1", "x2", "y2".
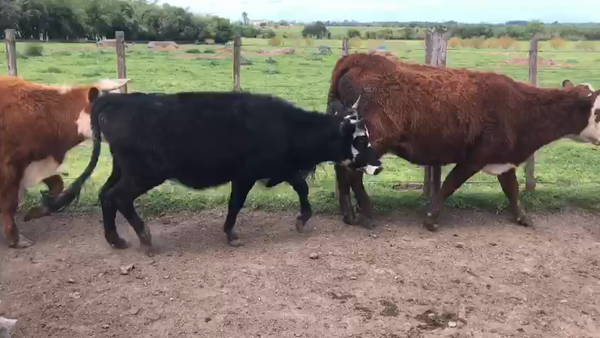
[{"x1": 0, "y1": 0, "x2": 242, "y2": 43}]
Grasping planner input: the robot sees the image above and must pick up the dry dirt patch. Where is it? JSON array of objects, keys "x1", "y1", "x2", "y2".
[{"x1": 1, "y1": 209, "x2": 599, "y2": 337}]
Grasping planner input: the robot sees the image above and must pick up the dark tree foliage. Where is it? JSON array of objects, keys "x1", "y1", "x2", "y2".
[{"x1": 1, "y1": 0, "x2": 237, "y2": 43}]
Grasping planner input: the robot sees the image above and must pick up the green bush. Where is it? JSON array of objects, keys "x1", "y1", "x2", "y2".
[{"x1": 24, "y1": 44, "x2": 43, "y2": 57}]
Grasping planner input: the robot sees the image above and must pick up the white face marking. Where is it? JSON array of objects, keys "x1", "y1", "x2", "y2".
[
  {"x1": 577, "y1": 96, "x2": 600, "y2": 144},
  {"x1": 482, "y1": 163, "x2": 517, "y2": 176},
  {"x1": 76, "y1": 110, "x2": 93, "y2": 138}
]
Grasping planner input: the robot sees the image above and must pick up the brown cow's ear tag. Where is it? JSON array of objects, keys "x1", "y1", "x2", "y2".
[{"x1": 87, "y1": 87, "x2": 100, "y2": 103}]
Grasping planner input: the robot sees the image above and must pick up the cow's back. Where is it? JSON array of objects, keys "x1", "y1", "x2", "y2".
[{"x1": 96, "y1": 92, "x2": 311, "y2": 188}]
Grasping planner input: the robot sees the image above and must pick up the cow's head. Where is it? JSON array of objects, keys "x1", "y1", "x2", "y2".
[
  {"x1": 74, "y1": 79, "x2": 130, "y2": 139},
  {"x1": 330, "y1": 96, "x2": 383, "y2": 175},
  {"x1": 561, "y1": 79, "x2": 600, "y2": 145}
]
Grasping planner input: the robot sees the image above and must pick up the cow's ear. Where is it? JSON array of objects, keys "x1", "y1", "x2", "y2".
[
  {"x1": 87, "y1": 87, "x2": 100, "y2": 103},
  {"x1": 562, "y1": 79, "x2": 573, "y2": 90}
]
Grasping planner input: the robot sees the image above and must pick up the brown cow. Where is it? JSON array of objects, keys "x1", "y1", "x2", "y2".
[
  {"x1": 0, "y1": 76, "x2": 130, "y2": 248},
  {"x1": 327, "y1": 53, "x2": 600, "y2": 231}
]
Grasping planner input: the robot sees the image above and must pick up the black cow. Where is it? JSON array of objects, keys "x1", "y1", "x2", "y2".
[{"x1": 43, "y1": 91, "x2": 383, "y2": 248}]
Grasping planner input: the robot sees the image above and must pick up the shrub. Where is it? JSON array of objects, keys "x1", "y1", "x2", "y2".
[
  {"x1": 576, "y1": 41, "x2": 597, "y2": 51},
  {"x1": 460, "y1": 38, "x2": 473, "y2": 48},
  {"x1": 304, "y1": 37, "x2": 313, "y2": 46},
  {"x1": 497, "y1": 36, "x2": 517, "y2": 49},
  {"x1": 548, "y1": 37, "x2": 565, "y2": 49},
  {"x1": 24, "y1": 44, "x2": 43, "y2": 57},
  {"x1": 268, "y1": 37, "x2": 282, "y2": 46},
  {"x1": 261, "y1": 29, "x2": 276, "y2": 39},
  {"x1": 448, "y1": 37, "x2": 461, "y2": 49},
  {"x1": 186, "y1": 49, "x2": 201, "y2": 54},
  {"x1": 471, "y1": 36, "x2": 486, "y2": 49},
  {"x1": 203, "y1": 49, "x2": 215, "y2": 54},
  {"x1": 348, "y1": 37, "x2": 362, "y2": 49},
  {"x1": 485, "y1": 38, "x2": 499, "y2": 49},
  {"x1": 347, "y1": 28, "x2": 361, "y2": 39}
]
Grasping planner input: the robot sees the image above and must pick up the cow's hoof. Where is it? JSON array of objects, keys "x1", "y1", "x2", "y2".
[
  {"x1": 138, "y1": 228, "x2": 153, "y2": 247},
  {"x1": 228, "y1": 239, "x2": 244, "y2": 247},
  {"x1": 23, "y1": 205, "x2": 50, "y2": 222},
  {"x1": 423, "y1": 222, "x2": 440, "y2": 232},
  {"x1": 342, "y1": 214, "x2": 357, "y2": 226},
  {"x1": 227, "y1": 232, "x2": 244, "y2": 247},
  {"x1": 516, "y1": 215, "x2": 534, "y2": 228},
  {"x1": 110, "y1": 238, "x2": 130, "y2": 250},
  {"x1": 9, "y1": 236, "x2": 33, "y2": 249},
  {"x1": 295, "y1": 219, "x2": 309, "y2": 233}
]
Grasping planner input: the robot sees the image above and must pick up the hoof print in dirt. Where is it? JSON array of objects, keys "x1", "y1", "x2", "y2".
[
  {"x1": 379, "y1": 299, "x2": 399, "y2": 317},
  {"x1": 354, "y1": 305, "x2": 373, "y2": 320},
  {"x1": 414, "y1": 309, "x2": 466, "y2": 330},
  {"x1": 328, "y1": 292, "x2": 355, "y2": 303}
]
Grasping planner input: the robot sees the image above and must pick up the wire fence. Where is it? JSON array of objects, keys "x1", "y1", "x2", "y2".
[{"x1": 4, "y1": 30, "x2": 600, "y2": 190}]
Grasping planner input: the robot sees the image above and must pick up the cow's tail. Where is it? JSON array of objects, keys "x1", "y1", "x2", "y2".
[{"x1": 42, "y1": 99, "x2": 107, "y2": 213}]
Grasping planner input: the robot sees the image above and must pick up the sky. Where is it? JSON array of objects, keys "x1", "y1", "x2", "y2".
[{"x1": 160, "y1": 0, "x2": 600, "y2": 24}]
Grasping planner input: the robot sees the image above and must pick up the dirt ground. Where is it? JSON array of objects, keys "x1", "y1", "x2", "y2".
[{"x1": 1, "y1": 208, "x2": 599, "y2": 338}]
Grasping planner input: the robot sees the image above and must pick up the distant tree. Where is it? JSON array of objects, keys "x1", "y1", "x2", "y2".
[
  {"x1": 347, "y1": 28, "x2": 361, "y2": 38},
  {"x1": 242, "y1": 11, "x2": 249, "y2": 25},
  {"x1": 302, "y1": 21, "x2": 329, "y2": 39}
]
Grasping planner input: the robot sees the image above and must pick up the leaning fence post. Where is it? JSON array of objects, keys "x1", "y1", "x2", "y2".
[
  {"x1": 422, "y1": 28, "x2": 449, "y2": 199},
  {"x1": 115, "y1": 31, "x2": 128, "y2": 93},
  {"x1": 5, "y1": 29, "x2": 17, "y2": 76},
  {"x1": 342, "y1": 38, "x2": 349, "y2": 56},
  {"x1": 233, "y1": 35, "x2": 242, "y2": 92},
  {"x1": 525, "y1": 37, "x2": 539, "y2": 192}
]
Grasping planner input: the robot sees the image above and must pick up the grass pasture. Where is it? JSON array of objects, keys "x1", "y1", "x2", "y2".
[{"x1": 3, "y1": 39, "x2": 600, "y2": 219}]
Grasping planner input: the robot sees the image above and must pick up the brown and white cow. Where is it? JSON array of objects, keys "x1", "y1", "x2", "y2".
[
  {"x1": 0, "y1": 76, "x2": 129, "y2": 248},
  {"x1": 327, "y1": 53, "x2": 600, "y2": 231}
]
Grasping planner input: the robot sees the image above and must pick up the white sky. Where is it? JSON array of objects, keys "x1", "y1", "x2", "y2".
[{"x1": 161, "y1": 0, "x2": 600, "y2": 23}]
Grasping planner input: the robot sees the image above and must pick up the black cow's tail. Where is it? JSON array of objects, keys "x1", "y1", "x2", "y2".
[{"x1": 42, "y1": 99, "x2": 107, "y2": 213}]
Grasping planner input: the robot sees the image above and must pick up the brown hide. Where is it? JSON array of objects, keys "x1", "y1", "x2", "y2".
[
  {"x1": 327, "y1": 53, "x2": 599, "y2": 231},
  {"x1": 0, "y1": 76, "x2": 128, "y2": 248},
  {"x1": 328, "y1": 53, "x2": 597, "y2": 167}
]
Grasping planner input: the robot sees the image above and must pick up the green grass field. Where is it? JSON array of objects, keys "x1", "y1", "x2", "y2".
[{"x1": 3, "y1": 38, "x2": 600, "y2": 218}]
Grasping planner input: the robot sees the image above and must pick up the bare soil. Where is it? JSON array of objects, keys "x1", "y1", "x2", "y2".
[
  {"x1": 1, "y1": 208, "x2": 599, "y2": 338},
  {"x1": 501, "y1": 57, "x2": 573, "y2": 68}
]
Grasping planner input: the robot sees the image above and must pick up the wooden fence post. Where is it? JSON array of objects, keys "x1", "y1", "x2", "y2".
[
  {"x1": 115, "y1": 31, "x2": 127, "y2": 93},
  {"x1": 342, "y1": 38, "x2": 349, "y2": 56},
  {"x1": 5, "y1": 29, "x2": 17, "y2": 76},
  {"x1": 233, "y1": 35, "x2": 242, "y2": 92},
  {"x1": 422, "y1": 29, "x2": 449, "y2": 199},
  {"x1": 525, "y1": 37, "x2": 539, "y2": 192}
]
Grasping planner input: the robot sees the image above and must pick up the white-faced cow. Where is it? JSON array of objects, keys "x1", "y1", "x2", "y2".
[
  {"x1": 41, "y1": 91, "x2": 382, "y2": 249},
  {"x1": 327, "y1": 53, "x2": 600, "y2": 231},
  {"x1": 0, "y1": 76, "x2": 130, "y2": 248}
]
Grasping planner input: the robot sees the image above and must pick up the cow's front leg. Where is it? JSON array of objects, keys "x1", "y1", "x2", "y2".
[
  {"x1": 498, "y1": 169, "x2": 533, "y2": 227},
  {"x1": 348, "y1": 169, "x2": 375, "y2": 229},
  {"x1": 23, "y1": 174, "x2": 64, "y2": 222},
  {"x1": 334, "y1": 164, "x2": 356, "y2": 225}
]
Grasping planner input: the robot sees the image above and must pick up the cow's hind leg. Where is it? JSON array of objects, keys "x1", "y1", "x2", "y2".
[
  {"x1": 23, "y1": 174, "x2": 65, "y2": 221},
  {"x1": 424, "y1": 163, "x2": 481, "y2": 232},
  {"x1": 1, "y1": 182, "x2": 33, "y2": 248},
  {"x1": 334, "y1": 164, "x2": 356, "y2": 225},
  {"x1": 98, "y1": 160, "x2": 128, "y2": 249},
  {"x1": 223, "y1": 179, "x2": 255, "y2": 247},
  {"x1": 498, "y1": 169, "x2": 533, "y2": 227},
  {"x1": 287, "y1": 173, "x2": 313, "y2": 233}
]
